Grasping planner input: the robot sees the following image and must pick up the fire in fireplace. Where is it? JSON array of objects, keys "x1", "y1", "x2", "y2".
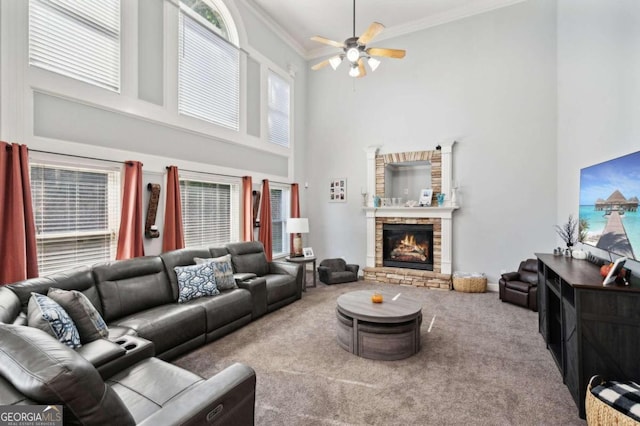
[{"x1": 383, "y1": 224, "x2": 434, "y2": 271}]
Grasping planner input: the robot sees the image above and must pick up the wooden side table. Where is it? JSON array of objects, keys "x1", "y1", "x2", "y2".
[{"x1": 285, "y1": 256, "x2": 316, "y2": 291}]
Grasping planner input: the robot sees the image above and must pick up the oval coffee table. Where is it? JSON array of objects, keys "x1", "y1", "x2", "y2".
[{"x1": 336, "y1": 290, "x2": 422, "y2": 360}]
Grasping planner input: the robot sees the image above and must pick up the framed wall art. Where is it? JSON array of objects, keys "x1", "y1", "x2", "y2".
[
  {"x1": 419, "y1": 189, "x2": 433, "y2": 206},
  {"x1": 329, "y1": 178, "x2": 347, "y2": 202}
]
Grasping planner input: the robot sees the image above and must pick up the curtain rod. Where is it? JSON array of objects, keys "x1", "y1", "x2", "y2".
[
  {"x1": 30, "y1": 148, "x2": 123, "y2": 165},
  {"x1": 176, "y1": 167, "x2": 290, "y2": 186},
  {"x1": 30, "y1": 149, "x2": 291, "y2": 185}
]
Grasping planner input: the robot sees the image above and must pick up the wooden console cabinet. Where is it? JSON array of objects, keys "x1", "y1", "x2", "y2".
[{"x1": 536, "y1": 254, "x2": 640, "y2": 419}]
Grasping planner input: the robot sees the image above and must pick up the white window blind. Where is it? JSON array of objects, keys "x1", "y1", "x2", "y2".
[
  {"x1": 178, "y1": 3, "x2": 240, "y2": 130},
  {"x1": 268, "y1": 70, "x2": 290, "y2": 147},
  {"x1": 180, "y1": 177, "x2": 240, "y2": 248},
  {"x1": 270, "y1": 186, "x2": 289, "y2": 257},
  {"x1": 30, "y1": 163, "x2": 121, "y2": 275},
  {"x1": 29, "y1": 0, "x2": 121, "y2": 92}
]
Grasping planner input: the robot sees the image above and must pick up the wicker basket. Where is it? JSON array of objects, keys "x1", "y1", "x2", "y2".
[
  {"x1": 586, "y1": 382, "x2": 640, "y2": 426},
  {"x1": 452, "y1": 274, "x2": 487, "y2": 293}
]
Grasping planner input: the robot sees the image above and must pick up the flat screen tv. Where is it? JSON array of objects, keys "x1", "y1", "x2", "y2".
[{"x1": 579, "y1": 150, "x2": 640, "y2": 261}]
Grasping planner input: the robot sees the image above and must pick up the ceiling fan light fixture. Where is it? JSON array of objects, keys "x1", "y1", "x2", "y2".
[
  {"x1": 349, "y1": 64, "x2": 360, "y2": 77},
  {"x1": 346, "y1": 47, "x2": 360, "y2": 63},
  {"x1": 329, "y1": 56, "x2": 343, "y2": 70},
  {"x1": 368, "y1": 57, "x2": 381, "y2": 71}
]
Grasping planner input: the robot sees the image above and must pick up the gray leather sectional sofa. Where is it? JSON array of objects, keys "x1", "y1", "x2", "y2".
[{"x1": 0, "y1": 241, "x2": 303, "y2": 425}]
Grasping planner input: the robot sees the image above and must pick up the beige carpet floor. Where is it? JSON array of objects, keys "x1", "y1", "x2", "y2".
[{"x1": 174, "y1": 280, "x2": 586, "y2": 425}]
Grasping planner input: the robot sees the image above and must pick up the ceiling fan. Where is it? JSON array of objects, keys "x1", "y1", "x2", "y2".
[{"x1": 310, "y1": 0, "x2": 406, "y2": 78}]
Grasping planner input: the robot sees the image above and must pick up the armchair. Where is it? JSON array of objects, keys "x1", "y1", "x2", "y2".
[
  {"x1": 318, "y1": 258, "x2": 359, "y2": 285},
  {"x1": 499, "y1": 258, "x2": 538, "y2": 311}
]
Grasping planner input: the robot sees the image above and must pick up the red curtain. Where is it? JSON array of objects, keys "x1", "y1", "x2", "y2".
[
  {"x1": 289, "y1": 183, "x2": 300, "y2": 252},
  {"x1": 162, "y1": 166, "x2": 184, "y2": 252},
  {"x1": 242, "y1": 176, "x2": 253, "y2": 241},
  {"x1": 0, "y1": 142, "x2": 38, "y2": 285},
  {"x1": 258, "y1": 179, "x2": 272, "y2": 261},
  {"x1": 116, "y1": 161, "x2": 145, "y2": 260}
]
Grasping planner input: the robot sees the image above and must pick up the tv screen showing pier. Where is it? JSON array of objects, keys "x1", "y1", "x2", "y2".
[{"x1": 579, "y1": 150, "x2": 639, "y2": 261}]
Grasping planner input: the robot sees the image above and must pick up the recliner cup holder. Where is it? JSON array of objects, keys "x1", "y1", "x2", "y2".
[
  {"x1": 114, "y1": 339, "x2": 127, "y2": 345},
  {"x1": 124, "y1": 343, "x2": 137, "y2": 351}
]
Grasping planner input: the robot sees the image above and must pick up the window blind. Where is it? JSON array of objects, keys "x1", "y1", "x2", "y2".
[
  {"x1": 270, "y1": 187, "x2": 289, "y2": 257},
  {"x1": 29, "y1": 0, "x2": 121, "y2": 92},
  {"x1": 268, "y1": 70, "x2": 290, "y2": 147},
  {"x1": 178, "y1": 6, "x2": 240, "y2": 130},
  {"x1": 30, "y1": 164, "x2": 121, "y2": 275},
  {"x1": 180, "y1": 178, "x2": 240, "y2": 248}
]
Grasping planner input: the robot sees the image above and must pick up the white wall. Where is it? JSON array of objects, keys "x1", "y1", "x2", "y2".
[
  {"x1": 557, "y1": 0, "x2": 640, "y2": 274},
  {"x1": 306, "y1": 0, "x2": 558, "y2": 282}
]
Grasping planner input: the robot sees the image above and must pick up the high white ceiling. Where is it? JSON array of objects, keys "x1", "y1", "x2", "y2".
[{"x1": 245, "y1": 0, "x2": 526, "y2": 59}]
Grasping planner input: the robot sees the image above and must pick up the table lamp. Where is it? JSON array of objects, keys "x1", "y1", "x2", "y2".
[{"x1": 287, "y1": 218, "x2": 309, "y2": 257}]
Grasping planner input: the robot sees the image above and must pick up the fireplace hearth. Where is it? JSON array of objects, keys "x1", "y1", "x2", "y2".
[{"x1": 383, "y1": 224, "x2": 433, "y2": 271}]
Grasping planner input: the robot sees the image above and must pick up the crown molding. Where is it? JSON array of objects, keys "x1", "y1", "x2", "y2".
[
  {"x1": 305, "y1": 0, "x2": 527, "y2": 60},
  {"x1": 239, "y1": 0, "x2": 307, "y2": 58}
]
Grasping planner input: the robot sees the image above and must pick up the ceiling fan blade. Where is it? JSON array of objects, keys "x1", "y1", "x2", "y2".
[
  {"x1": 357, "y1": 58, "x2": 366, "y2": 78},
  {"x1": 367, "y1": 47, "x2": 406, "y2": 59},
  {"x1": 358, "y1": 22, "x2": 385, "y2": 45},
  {"x1": 311, "y1": 59, "x2": 331, "y2": 71},
  {"x1": 310, "y1": 36, "x2": 345, "y2": 49}
]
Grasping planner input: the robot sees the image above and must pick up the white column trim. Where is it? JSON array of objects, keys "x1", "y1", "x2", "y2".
[{"x1": 365, "y1": 146, "x2": 380, "y2": 207}]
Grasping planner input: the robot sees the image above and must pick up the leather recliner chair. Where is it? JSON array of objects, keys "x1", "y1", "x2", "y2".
[
  {"x1": 499, "y1": 258, "x2": 538, "y2": 312},
  {"x1": 317, "y1": 259, "x2": 359, "y2": 285},
  {"x1": 226, "y1": 241, "x2": 303, "y2": 313},
  {"x1": 0, "y1": 324, "x2": 256, "y2": 425}
]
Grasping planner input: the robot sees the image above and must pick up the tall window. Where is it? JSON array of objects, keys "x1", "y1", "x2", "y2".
[
  {"x1": 28, "y1": 0, "x2": 121, "y2": 92},
  {"x1": 180, "y1": 176, "x2": 240, "y2": 247},
  {"x1": 270, "y1": 186, "x2": 290, "y2": 257},
  {"x1": 178, "y1": 0, "x2": 239, "y2": 130},
  {"x1": 268, "y1": 70, "x2": 291, "y2": 147},
  {"x1": 30, "y1": 163, "x2": 121, "y2": 275}
]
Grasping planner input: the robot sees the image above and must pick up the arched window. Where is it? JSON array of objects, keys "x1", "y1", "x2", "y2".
[
  {"x1": 180, "y1": 0, "x2": 238, "y2": 44},
  {"x1": 178, "y1": 0, "x2": 240, "y2": 130}
]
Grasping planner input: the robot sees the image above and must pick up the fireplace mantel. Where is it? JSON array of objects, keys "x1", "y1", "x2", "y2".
[
  {"x1": 364, "y1": 144, "x2": 458, "y2": 284},
  {"x1": 363, "y1": 206, "x2": 458, "y2": 219}
]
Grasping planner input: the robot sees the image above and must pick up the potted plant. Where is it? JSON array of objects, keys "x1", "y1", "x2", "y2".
[{"x1": 555, "y1": 214, "x2": 578, "y2": 251}]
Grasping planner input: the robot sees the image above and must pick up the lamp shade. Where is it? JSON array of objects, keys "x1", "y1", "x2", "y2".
[{"x1": 287, "y1": 218, "x2": 309, "y2": 234}]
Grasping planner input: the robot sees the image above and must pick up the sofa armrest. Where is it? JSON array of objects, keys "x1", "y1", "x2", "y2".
[
  {"x1": 233, "y1": 272, "x2": 257, "y2": 283},
  {"x1": 270, "y1": 261, "x2": 303, "y2": 300},
  {"x1": 237, "y1": 277, "x2": 267, "y2": 319},
  {"x1": 76, "y1": 339, "x2": 126, "y2": 368},
  {"x1": 501, "y1": 272, "x2": 520, "y2": 281},
  {"x1": 138, "y1": 363, "x2": 256, "y2": 426},
  {"x1": 346, "y1": 264, "x2": 359, "y2": 276},
  {"x1": 269, "y1": 261, "x2": 298, "y2": 277},
  {"x1": 317, "y1": 266, "x2": 331, "y2": 283}
]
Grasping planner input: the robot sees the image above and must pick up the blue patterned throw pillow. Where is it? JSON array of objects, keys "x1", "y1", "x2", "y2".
[
  {"x1": 175, "y1": 263, "x2": 220, "y2": 303},
  {"x1": 27, "y1": 292, "x2": 82, "y2": 349},
  {"x1": 194, "y1": 254, "x2": 237, "y2": 291}
]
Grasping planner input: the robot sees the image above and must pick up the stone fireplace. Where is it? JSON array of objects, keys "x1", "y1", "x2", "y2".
[{"x1": 363, "y1": 143, "x2": 457, "y2": 289}]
